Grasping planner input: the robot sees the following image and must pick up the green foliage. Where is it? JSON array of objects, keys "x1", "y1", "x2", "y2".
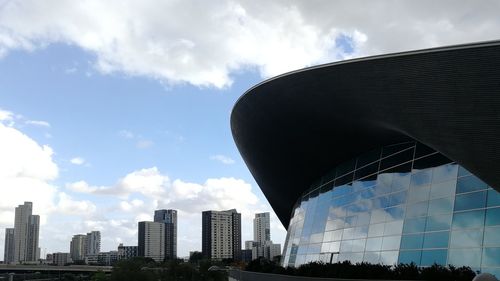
[
  {"x1": 245, "y1": 259, "x2": 477, "y2": 281},
  {"x1": 189, "y1": 251, "x2": 203, "y2": 264},
  {"x1": 91, "y1": 271, "x2": 109, "y2": 281}
]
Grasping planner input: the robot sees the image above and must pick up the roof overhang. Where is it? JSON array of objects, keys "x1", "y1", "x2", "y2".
[{"x1": 231, "y1": 41, "x2": 500, "y2": 228}]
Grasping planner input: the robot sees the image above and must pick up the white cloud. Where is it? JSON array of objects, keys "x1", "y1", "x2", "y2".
[
  {"x1": 136, "y1": 139, "x2": 153, "y2": 149},
  {"x1": 25, "y1": 120, "x2": 51, "y2": 127},
  {"x1": 56, "y1": 192, "x2": 97, "y2": 217},
  {"x1": 2, "y1": 1, "x2": 498, "y2": 88},
  {"x1": 0, "y1": 109, "x2": 13, "y2": 122},
  {"x1": 210, "y1": 154, "x2": 235, "y2": 165},
  {"x1": 118, "y1": 130, "x2": 134, "y2": 139},
  {"x1": 70, "y1": 157, "x2": 85, "y2": 165}
]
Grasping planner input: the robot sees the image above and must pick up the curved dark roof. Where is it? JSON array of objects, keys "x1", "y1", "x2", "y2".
[{"x1": 231, "y1": 41, "x2": 500, "y2": 228}]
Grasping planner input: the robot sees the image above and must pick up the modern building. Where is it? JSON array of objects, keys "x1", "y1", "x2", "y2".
[
  {"x1": 231, "y1": 41, "x2": 500, "y2": 276},
  {"x1": 70, "y1": 234, "x2": 87, "y2": 263},
  {"x1": 13, "y1": 202, "x2": 40, "y2": 263},
  {"x1": 254, "y1": 213, "x2": 271, "y2": 244},
  {"x1": 52, "y1": 252, "x2": 72, "y2": 266},
  {"x1": 3, "y1": 228, "x2": 14, "y2": 264},
  {"x1": 97, "y1": 251, "x2": 118, "y2": 266},
  {"x1": 154, "y1": 209, "x2": 177, "y2": 259},
  {"x1": 86, "y1": 231, "x2": 101, "y2": 256},
  {"x1": 202, "y1": 209, "x2": 241, "y2": 260},
  {"x1": 117, "y1": 243, "x2": 138, "y2": 260},
  {"x1": 138, "y1": 221, "x2": 165, "y2": 262}
]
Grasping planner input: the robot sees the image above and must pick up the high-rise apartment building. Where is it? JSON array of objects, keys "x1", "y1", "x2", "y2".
[
  {"x1": 154, "y1": 209, "x2": 177, "y2": 259},
  {"x1": 13, "y1": 202, "x2": 40, "y2": 263},
  {"x1": 138, "y1": 221, "x2": 165, "y2": 262},
  {"x1": 70, "y1": 234, "x2": 87, "y2": 262},
  {"x1": 86, "y1": 231, "x2": 101, "y2": 256},
  {"x1": 202, "y1": 209, "x2": 241, "y2": 260},
  {"x1": 3, "y1": 228, "x2": 14, "y2": 263},
  {"x1": 253, "y1": 212, "x2": 270, "y2": 244},
  {"x1": 117, "y1": 243, "x2": 138, "y2": 260}
]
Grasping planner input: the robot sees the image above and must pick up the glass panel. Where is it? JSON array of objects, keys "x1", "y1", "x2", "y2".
[
  {"x1": 391, "y1": 173, "x2": 411, "y2": 192},
  {"x1": 448, "y1": 248, "x2": 481, "y2": 267},
  {"x1": 406, "y1": 201, "x2": 429, "y2": 218},
  {"x1": 456, "y1": 175, "x2": 488, "y2": 194},
  {"x1": 487, "y1": 189, "x2": 500, "y2": 207},
  {"x1": 331, "y1": 230, "x2": 343, "y2": 241},
  {"x1": 420, "y1": 249, "x2": 447, "y2": 266},
  {"x1": 454, "y1": 191, "x2": 486, "y2": 211},
  {"x1": 356, "y1": 212, "x2": 371, "y2": 226},
  {"x1": 370, "y1": 209, "x2": 387, "y2": 224},
  {"x1": 410, "y1": 169, "x2": 432, "y2": 188},
  {"x1": 340, "y1": 240, "x2": 353, "y2": 252},
  {"x1": 351, "y1": 239, "x2": 366, "y2": 252},
  {"x1": 482, "y1": 248, "x2": 500, "y2": 267},
  {"x1": 450, "y1": 229, "x2": 484, "y2": 248},
  {"x1": 484, "y1": 227, "x2": 500, "y2": 246},
  {"x1": 357, "y1": 148, "x2": 381, "y2": 167},
  {"x1": 432, "y1": 164, "x2": 458, "y2": 184},
  {"x1": 423, "y1": 231, "x2": 449, "y2": 248},
  {"x1": 381, "y1": 235, "x2": 401, "y2": 251},
  {"x1": 486, "y1": 207, "x2": 500, "y2": 226},
  {"x1": 408, "y1": 185, "x2": 431, "y2": 203},
  {"x1": 458, "y1": 166, "x2": 472, "y2": 177},
  {"x1": 363, "y1": 251, "x2": 380, "y2": 264},
  {"x1": 336, "y1": 159, "x2": 356, "y2": 178},
  {"x1": 413, "y1": 153, "x2": 452, "y2": 170},
  {"x1": 428, "y1": 197, "x2": 454, "y2": 215},
  {"x1": 365, "y1": 237, "x2": 383, "y2": 251},
  {"x1": 354, "y1": 162, "x2": 379, "y2": 181},
  {"x1": 398, "y1": 250, "x2": 421, "y2": 265},
  {"x1": 380, "y1": 148, "x2": 413, "y2": 171},
  {"x1": 452, "y1": 210, "x2": 485, "y2": 229},
  {"x1": 389, "y1": 190, "x2": 408, "y2": 206},
  {"x1": 386, "y1": 206, "x2": 405, "y2": 221},
  {"x1": 426, "y1": 213, "x2": 452, "y2": 231},
  {"x1": 380, "y1": 250, "x2": 399, "y2": 265},
  {"x1": 400, "y1": 234, "x2": 424, "y2": 250},
  {"x1": 375, "y1": 174, "x2": 392, "y2": 195},
  {"x1": 430, "y1": 179, "x2": 456, "y2": 200},
  {"x1": 384, "y1": 220, "x2": 404, "y2": 236},
  {"x1": 403, "y1": 217, "x2": 426, "y2": 234},
  {"x1": 415, "y1": 143, "x2": 434, "y2": 158},
  {"x1": 368, "y1": 223, "x2": 385, "y2": 237},
  {"x1": 382, "y1": 142, "x2": 414, "y2": 157}
]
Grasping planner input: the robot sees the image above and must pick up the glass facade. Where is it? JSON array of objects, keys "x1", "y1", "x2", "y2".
[{"x1": 282, "y1": 142, "x2": 500, "y2": 275}]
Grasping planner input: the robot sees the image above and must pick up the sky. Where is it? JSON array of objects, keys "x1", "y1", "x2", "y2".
[{"x1": 1, "y1": 0, "x2": 500, "y2": 259}]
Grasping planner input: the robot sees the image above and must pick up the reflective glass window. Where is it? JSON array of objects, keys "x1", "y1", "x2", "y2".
[
  {"x1": 368, "y1": 223, "x2": 385, "y2": 237},
  {"x1": 426, "y1": 213, "x2": 452, "y2": 231},
  {"x1": 482, "y1": 248, "x2": 500, "y2": 267},
  {"x1": 484, "y1": 227, "x2": 500, "y2": 247},
  {"x1": 391, "y1": 173, "x2": 411, "y2": 192},
  {"x1": 429, "y1": 179, "x2": 456, "y2": 200},
  {"x1": 415, "y1": 143, "x2": 434, "y2": 158},
  {"x1": 381, "y1": 235, "x2": 401, "y2": 251},
  {"x1": 380, "y1": 149, "x2": 413, "y2": 171},
  {"x1": 452, "y1": 210, "x2": 485, "y2": 229},
  {"x1": 420, "y1": 249, "x2": 447, "y2": 266},
  {"x1": 336, "y1": 159, "x2": 356, "y2": 178},
  {"x1": 450, "y1": 229, "x2": 484, "y2": 248},
  {"x1": 365, "y1": 237, "x2": 383, "y2": 251},
  {"x1": 340, "y1": 240, "x2": 353, "y2": 252},
  {"x1": 448, "y1": 248, "x2": 482, "y2": 267},
  {"x1": 357, "y1": 148, "x2": 381, "y2": 167},
  {"x1": 384, "y1": 220, "x2": 404, "y2": 236},
  {"x1": 355, "y1": 162, "x2": 379, "y2": 181},
  {"x1": 428, "y1": 197, "x2": 454, "y2": 215},
  {"x1": 386, "y1": 206, "x2": 405, "y2": 221},
  {"x1": 398, "y1": 250, "x2": 421, "y2": 265},
  {"x1": 370, "y1": 209, "x2": 387, "y2": 224},
  {"x1": 403, "y1": 217, "x2": 426, "y2": 234},
  {"x1": 432, "y1": 164, "x2": 458, "y2": 184},
  {"x1": 352, "y1": 239, "x2": 366, "y2": 252},
  {"x1": 390, "y1": 190, "x2": 408, "y2": 206},
  {"x1": 413, "y1": 153, "x2": 452, "y2": 170},
  {"x1": 353, "y1": 226, "x2": 369, "y2": 239},
  {"x1": 486, "y1": 207, "x2": 500, "y2": 226},
  {"x1": 363, "y1": 251, "x2": 380, "y2": 264},
  {"x1": 423, "y1": 231, "x2": 449, "y2": 249},
  {"x1": 380, "y1": 251, "x2": 399, "y2": 265},
  {"x1": 487, "y1": 189, "x2": 500, "y2": 207},
  {"x1": 331, "y1": 184, "x2": 352, "y2": 198},
  {"x1": 410, "y1": 170, "x2": 432, "y2": 187},
  {"x1": 456, "y1": 176, "x2": 488, "y2": 194},
  {"x1": 382, "y1": 142, "x2": 414, "y2": 157},
  {"x1": 458, "y1": 166, "x2": 472, "y2": 177},
  {"x1": 454, "y1": 191, "x2": 486, "y2": 211},
  {"x1": 375, "y1": 174, "x2": 392, "y2": 195},
  {"x1": 331, "y1": 230, "x2": 343, "y2": 241},
  {"x1": 406, "y1": 201, "x2": 429, "y2": 218},
  {"x1": 408, "y1": 185, "x2": 431, "y2": 203},
  {"x1": 400, "y1": 234, "x2": 424, "y2": 250}
]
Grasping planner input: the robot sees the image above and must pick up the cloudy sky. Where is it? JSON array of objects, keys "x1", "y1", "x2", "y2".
[{"x1": 1, "y1": 0, "x2": 500, "y2": 259}]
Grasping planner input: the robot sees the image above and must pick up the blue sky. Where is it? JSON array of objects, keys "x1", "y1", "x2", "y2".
[{"x1": 0, "y1": 0, "x2": 499, "y2": 259}]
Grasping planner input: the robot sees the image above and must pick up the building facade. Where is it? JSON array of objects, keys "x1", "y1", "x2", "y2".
[
  {"x1": 86, "y1": 231, "x2": 101, "y2": 256},
  {"x1": 254, "y1": 212, "x2": 271, "y2": 244},
  {"x1": 154, "y1": 209, "x2": 177, "y2": 259},
  {"x1": 230, "y1": 42, "x2": 500, "y2": 276},
  {"x1": 202, "y1": 209, "x2": 241, "y2": 260},
  {"x1": 70, "y1": 234, "x2": 87, "y2": 263},
  {"x1": 138, "y1": 221, "x2": 165, "y2": 262},
  {"x1": 3, "y1": 228, "x2": 14, "y2": 263},
  {"x1": 97, "y1": 251, "x2": 118, "y2": 266},
  {"x1": 117, "y1": 243, "x2": 138, "y2": 260},
  {"x1": 13, "y1": 202, "x2": 40, "y2": 263},
  {"x1": 52, "y1": 252, "x2": 72, "y2": 266}
]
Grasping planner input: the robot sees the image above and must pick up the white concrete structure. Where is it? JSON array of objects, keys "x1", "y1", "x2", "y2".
[
  {"x1": 86, "y1": 231, "x2": 101, "y2": 256},
  {"x1": 13, "y1": 202, "x2": 40, "y2": 263},
  {"x1": 202, "y1": 209, "x2": 241, "y2": 260},
  {"x1": 253, "y1": 212, "x2": 270, "y2": 245},
  {"x1": 70, "y1": 234, "x2": 87, "y2": 262}
]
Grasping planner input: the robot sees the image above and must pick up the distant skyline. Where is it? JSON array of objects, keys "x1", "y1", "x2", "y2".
[{"x1": 1, "y1": 0, "x2": 500, "y2": 258}]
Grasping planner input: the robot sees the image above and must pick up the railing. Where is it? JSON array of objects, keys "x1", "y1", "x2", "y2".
[{"x1": 228, "y1": 270, "x2": 413, "y2": 281}]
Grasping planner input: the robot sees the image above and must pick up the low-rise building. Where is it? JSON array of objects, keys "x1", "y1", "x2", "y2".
[
  {"x1": 52, "y1": 252, "x2": 72, "y2": 266},
  {"x1": 118, "y1": 243, "x2": 138, "y2": 260}
]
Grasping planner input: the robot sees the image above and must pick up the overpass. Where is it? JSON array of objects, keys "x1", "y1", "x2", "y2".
[{"x1": 0, "y1": 264, "x2": 112, "y2": 273}]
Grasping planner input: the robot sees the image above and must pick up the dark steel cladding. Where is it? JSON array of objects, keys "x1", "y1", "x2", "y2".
[{"x1": 230, "y1": 41, "x2": 500, "y2": 228}]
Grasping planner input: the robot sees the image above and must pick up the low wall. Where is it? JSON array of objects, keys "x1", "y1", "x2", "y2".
[{"x1": 228, "y1": 270, "x2": 408, "y2": 281}]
